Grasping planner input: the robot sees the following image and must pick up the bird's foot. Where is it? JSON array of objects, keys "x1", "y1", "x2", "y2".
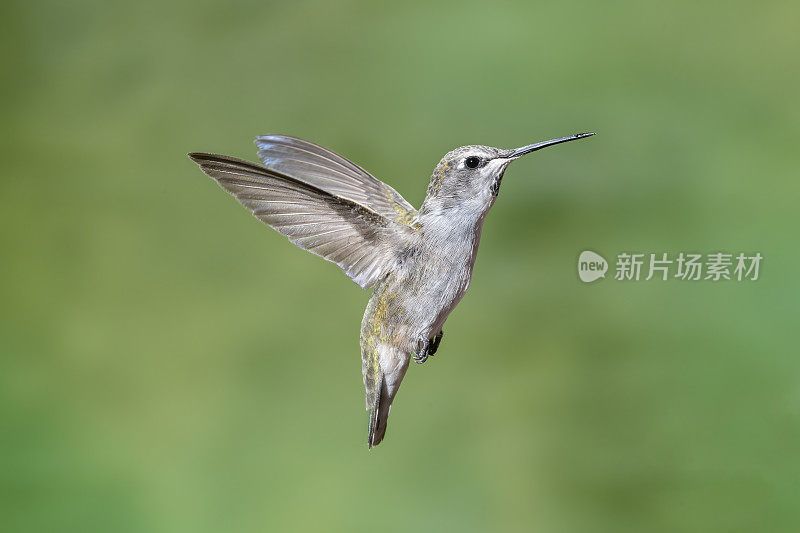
[{"x1": 413, "y1": 330, "x2": 444, "y2": 364}]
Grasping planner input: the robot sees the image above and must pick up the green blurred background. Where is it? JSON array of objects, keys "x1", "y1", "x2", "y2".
[{"x1": 2, "y1": 0, "x2": 798, "y2": 531}]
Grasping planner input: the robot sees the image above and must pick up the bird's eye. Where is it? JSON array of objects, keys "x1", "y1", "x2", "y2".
[{"x1": 465, "y1": 156, "x2": 481, "y2": 168}]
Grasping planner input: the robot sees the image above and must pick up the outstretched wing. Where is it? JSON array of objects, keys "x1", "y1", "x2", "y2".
[
  {"x1": 189, "y1": 152, "x2": 414, "y2": 289},
  {"x1": 254, "y1": 135, "x2": 420, "y2": 230}
]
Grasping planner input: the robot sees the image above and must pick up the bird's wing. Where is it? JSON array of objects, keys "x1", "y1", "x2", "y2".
[
  {"x1": 189, "y1": 152, "x2": 413, "y2": 289},
  {"x1": 254, "y1": 135, "x2": 420, "y2": 230}
]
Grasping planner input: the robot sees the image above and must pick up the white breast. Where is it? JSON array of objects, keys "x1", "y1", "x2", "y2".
[{"x1": 413, "y1": 208, "x2": 487, "y2": 339}]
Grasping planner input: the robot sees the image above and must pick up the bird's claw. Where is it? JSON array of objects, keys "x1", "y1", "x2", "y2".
[{"x1": 413, "y1": 330, "x2": 444, "y2": 364}]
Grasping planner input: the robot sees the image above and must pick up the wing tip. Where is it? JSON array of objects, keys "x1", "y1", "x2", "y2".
[
  {"x1": 187, "y1": 152, "x2": 272, "y2": 176},
  {"x1": 188, "y1": 152, "x2": 215, "y2": 165},
  {"x1": 254, "y1": 134, "x2": 303, "y2": 149}
]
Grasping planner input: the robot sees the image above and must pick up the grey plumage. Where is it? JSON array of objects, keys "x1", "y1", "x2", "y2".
[{"x1": 189, "y1": 132, "x2": 594, "y2": 448}]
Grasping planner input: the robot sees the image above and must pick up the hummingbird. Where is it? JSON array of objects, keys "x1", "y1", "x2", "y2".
[{"x1": 188, "y1": 132, "x2": 594, "y2": 448}]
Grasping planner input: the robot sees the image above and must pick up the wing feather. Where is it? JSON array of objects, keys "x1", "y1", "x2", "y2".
[
  {"x1": 254, "y1": 135, "x2": 420, "y2": 230},
  {"x1": 189, "y1": 152, "x2": 411, "y2": 289}
]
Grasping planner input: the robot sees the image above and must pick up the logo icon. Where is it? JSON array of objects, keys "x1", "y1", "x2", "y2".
[{"x1": 578, "y1": 250, "x2": 608, "y2": 283}]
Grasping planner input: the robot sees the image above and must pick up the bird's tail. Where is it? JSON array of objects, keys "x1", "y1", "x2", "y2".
[
  {"x1": 368, "y1": 375, "x2": 392, "y2": 448},
  {"x1": 363, "y1": 342, "x2": 409, "y2": 448}
]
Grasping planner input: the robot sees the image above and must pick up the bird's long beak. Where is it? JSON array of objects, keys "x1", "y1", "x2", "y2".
[{"x1": 504, "y1": 132, "x2": 595, "y2": 159}]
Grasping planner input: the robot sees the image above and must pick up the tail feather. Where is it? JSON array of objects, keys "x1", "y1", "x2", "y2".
[
  {"x1": 368, "y1": 376, "x2": 392, "y2": 448},
  {"x1": 363, "y1": 342, "x2": 410, "y2": 449}
]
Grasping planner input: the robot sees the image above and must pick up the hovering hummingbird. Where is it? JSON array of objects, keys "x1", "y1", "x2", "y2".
[{"x1": 189, "y1": 132, "x2": 594, "y2": 448}]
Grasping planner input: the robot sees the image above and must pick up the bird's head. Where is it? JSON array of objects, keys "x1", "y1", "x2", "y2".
[{"x1": 420, "y1": 133, "x2": 595, "y2": 219}]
